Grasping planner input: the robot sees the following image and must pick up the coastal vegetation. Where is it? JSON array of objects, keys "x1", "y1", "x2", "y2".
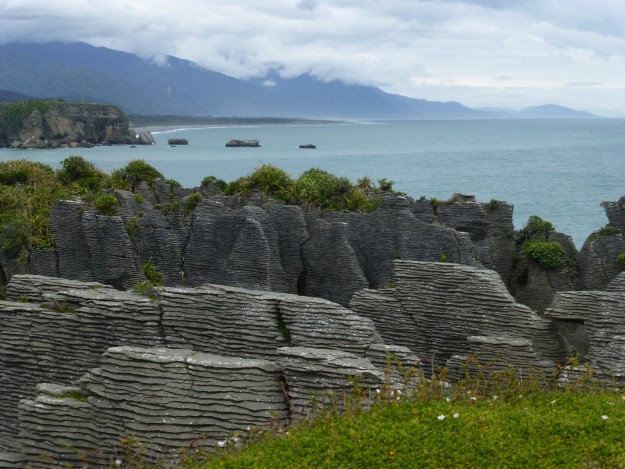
[
  {"x1": 523, "y1": 240, "x2": 566, "y2": 269},
  {"x1": 0, "y1": 157, "x2": 170, "y2": 259},
  {"x1": 0, "y1": 158, "x2": 397, "y2": 266},
  {"x1": 224, "y1": 164, "x2": 396, "y2": 212},
  {"x1": 0, "y1": 99, "x2": 52, "y2": 139},
  {"x1": 587, "y1": 224, "x2": 623, "y2": 243},
  {"x1": 516, "y1": 215, "x2": 568, "y2": 270}
]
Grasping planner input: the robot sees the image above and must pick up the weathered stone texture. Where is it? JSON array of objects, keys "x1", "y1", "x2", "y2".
[
  {"x1": 606, "y1": 272, "x2": 625, "y2": 292},
  {"x1": 391, "y1": 260, "x2": 566, "y2": 368},
  {"x1": 276, "y1": 347, "x2": 385, "y2": 415},
  {"x1": 350, "y1": 288, "x2": 426, "y2": 351},
  {"x1": 49, "y1": 200, "x2": 95, "y2": 283},
  {"x1": 0, "y1": 284, "x2": 162, "y2": 450},
  {"x1": 184, "y1": 202, "x2": 273, "y2": 290},
  {"x1": 81, "y1": 210, "x2": 143, "y2": 289},
  {"x1": 602, "y1": 197, "x2": 625, "y2": 232},
  {"x1": 579, "y1": 233, "x2": 625, "y2": 290},
  {"x1": 545, "y1": 290, "x2": 625, "y2": 383},
  {"x1": 301, "y1": 219, "x2": 369, "y2": 306},
  {"x1": 266, "y1": 204, "x2": 309, "y2": 294},
  {"x1": 446, "y1": 335, "x2": 558, "y2": 381},
  {"x1": 17, "y1": 347, "x2": 289, "y2": 467},
  {"x1": 159, "y1": 285, "x2": 287, "y2": 359},
  {"x1": 31, "y1": 192, "x2": 527, "y2": 307}
]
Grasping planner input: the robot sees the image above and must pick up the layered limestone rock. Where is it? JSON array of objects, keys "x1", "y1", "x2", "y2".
[
  {"x1": 7, "y1": 190, "x2": 519, "y2": 307},
  {"x1": 4, "y1": 257, "x2": 625, "y2": 465},
  {"x1": 11, "y1": 177, "x2": 620, "y2": 310},
  {"x1": 446, "y1": 336, "x2": 559, "y2": 381},
  {"x1": 276, "y1": 347, "x2": 385, "y2": 415},
  {"x1": 0, "y1": 274, "x2": 387, "y2": 458},
  {"x1": 17, "y1": 347, "x2": 290, "y2": 468},
  {"x1": 576, "y1": 199, "x2": 625, "y2": 290},
  {"x1": 5, "y1": 274, "x2": 112, "y2": 303},
  {"x1": 350, "y1": 260, "x2": 566, "y2": 373},
  {"x1": 544, "y1": 290, "x2": 625, "y2": 384},
  {"x1": 607, "y1": 272, "x2": 625, "y2": 292},
  {"x1": 0, "y1": 285, "x2": 163, "y2": 449},
  {"x1": 159, "y1": 283, "x2": 380, "y2": 359},
  {"x1": 507, "y1": 231, "x2": 581, "y2": 313},
  {"x1": 579, "y1": 232, "x2": 625, "y2": 290},
  {"x1": 602, "y1": 197, "x2": 625, "y2": 233}
]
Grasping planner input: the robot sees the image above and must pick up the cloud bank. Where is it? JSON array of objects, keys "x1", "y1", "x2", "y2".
[{"x1": 2, "y1": 0, "x2": 625, "y2": 115}]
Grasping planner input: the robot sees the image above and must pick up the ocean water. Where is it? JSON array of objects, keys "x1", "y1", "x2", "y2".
[{"x1": 2, "y1": 119, "x2": 625, "y2": 248}]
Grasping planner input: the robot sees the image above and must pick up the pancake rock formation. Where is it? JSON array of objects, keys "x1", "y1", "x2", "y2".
[{"x1": 1, "y1": 256, "x2": 625, "y2": 465}]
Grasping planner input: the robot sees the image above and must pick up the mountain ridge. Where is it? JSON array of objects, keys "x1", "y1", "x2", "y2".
[{"x1": 0, "y1": 41, "x2": 597, "y2": 120}]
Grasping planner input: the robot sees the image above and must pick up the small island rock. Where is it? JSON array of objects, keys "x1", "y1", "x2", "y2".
[{"x1": 226, "y1": 139, "x2": 260, "y2": 147}]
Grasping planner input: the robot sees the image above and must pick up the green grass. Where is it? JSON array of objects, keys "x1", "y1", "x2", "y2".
[{"x1": 196, "y1": 383, "x2": 625, "y2": 469}]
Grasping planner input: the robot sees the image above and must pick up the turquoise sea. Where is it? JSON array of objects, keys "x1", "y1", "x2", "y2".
[{"x1": 2, "y1": 119, "x2": 625, "y2": 248}]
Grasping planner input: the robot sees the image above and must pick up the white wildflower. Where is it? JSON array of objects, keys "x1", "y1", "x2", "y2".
[
  {"x1": 492, "y1": 395, "x2": 499, "y2": 400},
  {"x1": 437, "y1": 415, "x2": 445, "y2": 421},
  {"x1": 602, "y1": 415, "x2": 609, "y2": 420},
  {"x1": 453, "y1": 413, "x2": 459, "y2": 419},
  {"x1": 446, "y1": 397, "x2": 451, "y2": 403},
  {"x1": 217, "y1": 440, "x2": 226, "y2": 447},
  {"x1": 470, "y1": 397, "x2": 477, "y2": 401},
  {"x1": 550, "y1": 399, "x2": 557, "y2": 404}
]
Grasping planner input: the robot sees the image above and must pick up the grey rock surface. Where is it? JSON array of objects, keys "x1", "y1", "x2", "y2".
[
  {"x1": 602, "y1": 197, "x2": 625, "y2": 233},
  {"x1": 606, "y1": 272, "x2": 625, "y2": 292},
  {"x1": 446, "y1": 335, "x2": 557, "y2": 381},
  {"x1": 17, "y1": 346, "x2": 289, "y2": 467},
  {"x1": 0, "y1": 284, "x2": 162, "y2": 450},
  {"x1": 579, "y1": 233, "x2": 625, "y2": 290},
  {"x1": 545, "y1": 290, "x2": 625, "y2": 384},
  {"x1": 277, "y1": 347, "x2": 385, "y2": 415},
  {"x1": 395, "y1": 260, "x2": 567, "y2": 366},
  {"x1": 49, "y1": 200, "x2": 95, "y2": 283},
  {"x1": 25, "y1": 192, "x2": 525, "y2": 307}
]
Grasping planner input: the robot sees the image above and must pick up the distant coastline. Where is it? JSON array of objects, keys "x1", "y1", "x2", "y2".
[{"x1": 131, "y1": 115, "x2": 343, "y2": 133}]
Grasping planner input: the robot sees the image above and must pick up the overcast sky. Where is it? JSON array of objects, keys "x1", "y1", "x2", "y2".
[{"x1": 2, "y1": 0, "x2": 625, "y2": 116}]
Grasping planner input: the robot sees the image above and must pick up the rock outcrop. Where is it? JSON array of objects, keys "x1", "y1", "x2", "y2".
[
  {"x1": 3, "y1": 173, "x2": 625, "y2": 313},
  {"x1": 0, "y1": 100, "x2": 145, "y2": 148},
  {"x1": 545, "y1": 290, "x2": 625, "y2": 383},
  {"x1": 351, "y1": 261, "x2": 567, "y2": 372},
  {"x1": 18, "y1": 347, "x2": 290, "y2": 467},
  {"x1": 4, "y1": 252, "x2": 625, "y2": 465},
  {"x1": 0, "y1": 274, "x2": 400, "y2": 465},
  {"x1": 7, "y1": 188, "x2": 515, "y2": 307},
  {"x1": 225, "y1": 139, "x2": 260, "y2": 147}
]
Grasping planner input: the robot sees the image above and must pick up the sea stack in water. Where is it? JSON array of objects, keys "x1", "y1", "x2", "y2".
[
  {"x1": 299, "y1": 144, "x2": 316, "y2": 149},
  {"x1": 167, "y1": 138, "x2": 188, "y2": 145},
  {"x1": 226, "y1": 139, "x2": 260, "y2": 147}
]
